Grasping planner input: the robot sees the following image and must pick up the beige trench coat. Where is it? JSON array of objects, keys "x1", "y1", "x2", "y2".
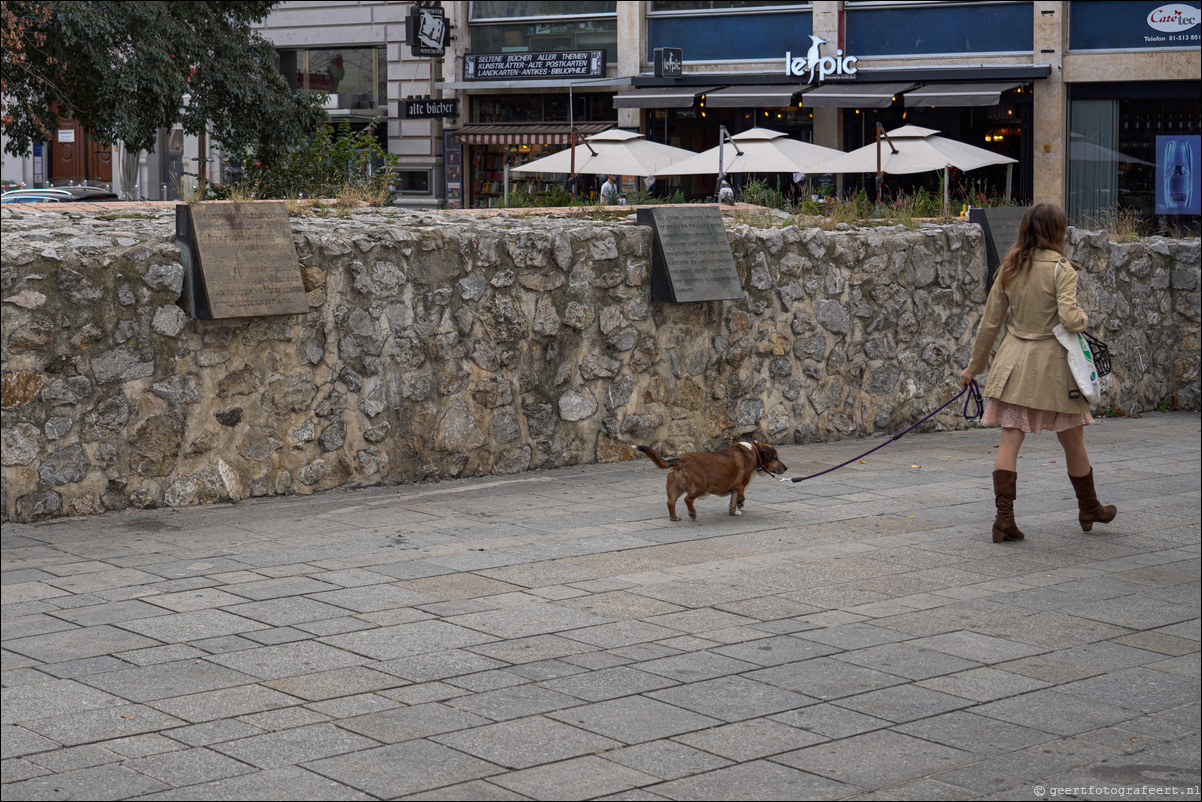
[{"x1": 968, "y1": 249, "x2": 1092, "y2": 414}]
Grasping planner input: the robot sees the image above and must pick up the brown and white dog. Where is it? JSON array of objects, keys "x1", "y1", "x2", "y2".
[{"x1": 636, "y1": 440, "x2": 787, "y2": 521}]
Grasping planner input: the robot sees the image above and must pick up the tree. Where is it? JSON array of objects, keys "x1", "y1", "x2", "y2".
[{"x1": 1, "y1": 1, "x2": 326, "y2": 160}]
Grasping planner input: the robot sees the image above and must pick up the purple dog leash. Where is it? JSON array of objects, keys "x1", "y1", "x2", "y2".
[{"x1": 781, "y1": 380, "x2": 984, "y2": 484}]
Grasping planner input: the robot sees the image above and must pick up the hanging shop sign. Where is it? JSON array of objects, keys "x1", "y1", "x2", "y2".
[
  {"x1": 654, "y1": 48, "x2": 683, "y2": 79},
  {"x1": 407, "y1": 3, "x2": 449, "y2": 58},
  {"x1": 403, "y1": 97, "x2": 459, "y2": 119},
  {"x1": 463, "y1": 50, "x2": 606, "y2": 81},
  {"x1": 784, "y1": 36, "x2": 858, "y2": 83}
]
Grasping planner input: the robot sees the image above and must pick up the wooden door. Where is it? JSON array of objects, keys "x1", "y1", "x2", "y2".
[{"x1": 49, "y1": 117, "x2": 113, "y2": 186}]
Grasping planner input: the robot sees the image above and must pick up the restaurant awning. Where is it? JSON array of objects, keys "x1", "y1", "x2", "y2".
[
  {"x1": 904, "y1": 82, "x2": 1022, "y2": 107},
  {"x1": 704, "y1": 85, "x2": 805, "y2": 108},
  {"x1": 612, "y1": 86, "x2": 718, "y2": 109},
  {"x1": 452, "y1": 122, "x2": 612, "y2": 146},
  {"x1": 800, "y1": 83, "x2": 914, "y2": 108}
]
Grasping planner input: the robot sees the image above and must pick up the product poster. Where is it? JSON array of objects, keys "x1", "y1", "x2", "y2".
[{"x1": 1156, "y1": 135, "x2": 1200, "y2": 215}]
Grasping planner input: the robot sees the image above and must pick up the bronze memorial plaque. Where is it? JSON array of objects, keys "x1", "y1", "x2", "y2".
[
  {"x1": 178, "y1": 201, "x2": 308, "y2": 319},
  {"x1": 637, "y1": 206, "x2": 742, "y2": 303}
]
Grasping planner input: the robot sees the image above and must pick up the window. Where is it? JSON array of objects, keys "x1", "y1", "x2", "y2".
[
  {"x1": 469, "y1": 2, "x2": 617, "y2": 63},
  {"x1": 390, "y1": 169, "x2": 432, "y2": 194},
  {"x1": 277, "y1": 47, "x2": 387, "y2": 112}
]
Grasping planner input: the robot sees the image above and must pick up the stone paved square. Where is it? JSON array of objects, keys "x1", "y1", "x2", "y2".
[{"x1": 2, "y1": 414, "x2": 1197, "y2": 800}]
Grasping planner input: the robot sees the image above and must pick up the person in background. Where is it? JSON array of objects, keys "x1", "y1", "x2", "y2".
[
  {"x1": 600, "y1": 175, "x2": 617, "y2": 205},
  {"x1": 959, "y1": 202, "x2": 1116, "y2": 543},
  {"x1": 718, "y1": 179, "x2": 734, "y2": 205}
]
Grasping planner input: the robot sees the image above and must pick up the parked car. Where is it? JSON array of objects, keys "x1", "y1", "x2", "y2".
[{"x1": 1, "y1": 186, "x2": 119, "y2": 203}]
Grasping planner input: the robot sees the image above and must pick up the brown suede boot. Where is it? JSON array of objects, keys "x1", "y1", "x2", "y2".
[
  {"x1": 992, "y1": 470, "x2": 1025, "y2": 543},
  {"x1": 1069, "y1": 469, "x2": 1117, "y2": 532}
]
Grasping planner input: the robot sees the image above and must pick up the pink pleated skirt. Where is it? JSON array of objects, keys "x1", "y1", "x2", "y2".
[{"x1": 981, "y1": 399, "x2": 1094, "y2": 434}]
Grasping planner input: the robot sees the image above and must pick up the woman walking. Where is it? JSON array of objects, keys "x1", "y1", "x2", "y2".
[{"x1": 960, "y1": 203, "x2": 1116, "y2": 542}]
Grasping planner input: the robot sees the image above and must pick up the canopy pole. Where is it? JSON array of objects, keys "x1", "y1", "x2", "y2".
[
  {"x1": 1005, "y1": 163, "x2": 1013, "y2": 203},
  {"x1": 874, "y1": 122, "x2": 897, "y2": 204},
  {"x1": 942, "y1": 166, "x2": 949, "y2": 218},
  {"x1": 569, "y1": 84, "x2": 577, "y2": 203}
]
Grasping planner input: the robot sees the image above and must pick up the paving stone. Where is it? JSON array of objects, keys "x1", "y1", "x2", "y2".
[
  {"x1": 832, "y1": 642, "x2": 982, "y2": 680},
  {"x1": 338, "y1": 702, "x2": 492, "y2": 744},
  {"x1": 448, "y1": 684, "x2": 585, "y2": 721},
  {"x1": 262, "y1": 666, "x2": 408, "y2": 701},
  {"x1": 210, "y1": 722, "x2": 380, "y2": 768},
  {"x1": 1, "y1": 679, "x2": 125, "y2": 725},
  {"x1": 124, "y1": 746, "x2": 255, "y2": 786},
  {"x1": 204, "y1": 641, "x2": 371, "y2": 681},
  {"x1": 599, "y1": 739, "x2": 732, "y2": 781},
  {"x1": 118, "y1": 610, "x2": 271, "y2": 644},
  {"x1": 398, "y1": 779, "x2": 532, "y2": 800},
  {"x1": 745, "y1": 656, "x2": 908, "y2": 701},
  {"x1": 1054, "y1": 667, "x2": 1202, "y2": 713},
  {"x1": 975, "y1": 689, "x2": 1140, "y2": 736},
  {"x1": 552, "y1": 696, "x2": 722, "y2": 744},
  {"x1": 322, "y1": 620, "x2": 498, "y2": 661},
  {"x1": 832, "y1": 683, "x2": 970, "y2": 723},
  {"x1": 633, "y1": 651, "x2": 758, "y2": 683},
  {"x1": 76, "y1": 659, "x2": 255, "y2": 703},
  {"x1": 773, "y1": 729, "x2": 977, "y2": 788},
  {"x1": 647, "y1": 759, "x2": 855, "y2": 800},
  {"x1": 0, "y1": 761, "x2": 169, "y2": 800},
  {"x1": 147, "y1": 683, "x2": 302, "y2": 723},
  {"x1": 304, "y1": 739, "x2": 502, "y2": 799},
  {"x1": 647, "y1": 675, "x2": 816, "y2": 722},
  {"x1": 541, "y1": 665, "x2": 678, "y2": 702},
  {"x1": 433, "y1": 715, "x2": 621, "y2": 769},
  {"x1": 674, "y1": 718, "x2": 828, "y2": 762},
  {"x1": 487, "y1": 754, "x2": 658, "y2": 801},
  {"x1": 4, "y1": 625, "x2": 162, "y2": 664},
  {"x1": 916, "y1": 667, "x2": 1052, "y2": 702},
  {"x1": 135, "y1": 765, "x2": 374, "y2": 800},
  {"x1": 897, "y1": 710, "x2": 1059, "y2": 755}
]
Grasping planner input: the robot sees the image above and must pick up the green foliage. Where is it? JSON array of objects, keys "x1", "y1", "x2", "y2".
[
  {"x1": 667, "y1": 189, "x2": 687, "y2": 204},
  {"x1": 498, "y1": 183, "x2": 573, "y2": 208},
  {"x1": 2, "y1": 1, "x2": 326, "y2": 157},
  {"x1": 210, "y1": 118, "x2": 397, "y2": 202},
  {"x1": 739, "y1": 178, "x2": 789, "y2": 211}
]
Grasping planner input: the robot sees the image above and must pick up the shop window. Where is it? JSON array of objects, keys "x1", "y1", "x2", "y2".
[
  {"x1": 390, "y1": 169, "x2": 432, "y2": 194},
  {"x1": 1069, "y1": 89, "x2": 1202, "y2": 226},
  {"x1": 276, "y1": 47, "x2": 387, "y2": 112},
  {"x1": 473, "y1": 93, "x2": 616, "y2": 123},
  {"x1": 469, "y1": 2, "x2": 617, "y2": 62}
]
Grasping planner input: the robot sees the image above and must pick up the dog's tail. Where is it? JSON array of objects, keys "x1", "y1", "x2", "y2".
[{"x1": 635, "y1": 445, "x2": 676, "y2": 469}]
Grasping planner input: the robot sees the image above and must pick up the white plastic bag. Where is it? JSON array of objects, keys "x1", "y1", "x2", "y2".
[{"x1": 1053, "y1": 324, "x2": 1101, "y2": 404}]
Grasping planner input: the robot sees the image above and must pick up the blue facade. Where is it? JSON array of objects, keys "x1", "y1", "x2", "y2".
[
  {"x1": 846, "y1": 2, "x2": 1033, "y2": 56},
  {"x1": 1070, "y1": 1, "x2": 1202, "y2": 50},
  {"x1": 647, "y1": 10, "x2": 813, "y2": 62}
]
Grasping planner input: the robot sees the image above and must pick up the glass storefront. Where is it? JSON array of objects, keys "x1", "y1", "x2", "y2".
[
  {"x1": 469, "y1": 2, "x2": 618, "y2": 63},
  {"x1": 277, "y1": 47, "x2": 387, "y2": 112},
  {"x1": 1068, "y1": 83, "x2": 1202, "y2": 228}
]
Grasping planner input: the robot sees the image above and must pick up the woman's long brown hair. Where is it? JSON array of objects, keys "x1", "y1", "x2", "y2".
[{"x1": 997, "y1": 202, "x2": 1069, "y2": 288}]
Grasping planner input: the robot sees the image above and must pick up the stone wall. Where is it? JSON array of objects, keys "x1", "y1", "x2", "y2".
[{"x1": 2, "y1": 206, "x2": 1198, "y2": 522}]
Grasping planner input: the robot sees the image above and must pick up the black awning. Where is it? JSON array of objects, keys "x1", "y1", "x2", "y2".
[
  {"x1": 800, "y1": 83, "x2": 914, "y2": 108},
  {"x1": 905, "y1": 82, "x2": 1022, "y2": 108},
  {"x1": 613, "y1": 86, "x2": 718, "y2": 109}
]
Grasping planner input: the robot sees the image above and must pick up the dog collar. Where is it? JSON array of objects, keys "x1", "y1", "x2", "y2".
[{"x1": 737, "y1": 441, "x2": 771, "y2": 473}]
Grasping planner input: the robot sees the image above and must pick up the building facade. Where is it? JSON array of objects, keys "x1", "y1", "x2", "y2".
[
  {"x1": 3, "y1": 1, "x2": 1197, "y2": 224},
  {"x1": 436, "y1": 0, "x2": 1199, "y2": 223}
]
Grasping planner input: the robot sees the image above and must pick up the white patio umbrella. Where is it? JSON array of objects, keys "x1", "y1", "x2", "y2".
[
  {"x1": 656, "y1": 127, "x2": 843, "y2": 177},
  {"x1": 508, "y1": 129, "x2": 697, "y2": 178},
  {"x1": 811, "y1": 124, "x2": 1018, "y2": 214}
]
